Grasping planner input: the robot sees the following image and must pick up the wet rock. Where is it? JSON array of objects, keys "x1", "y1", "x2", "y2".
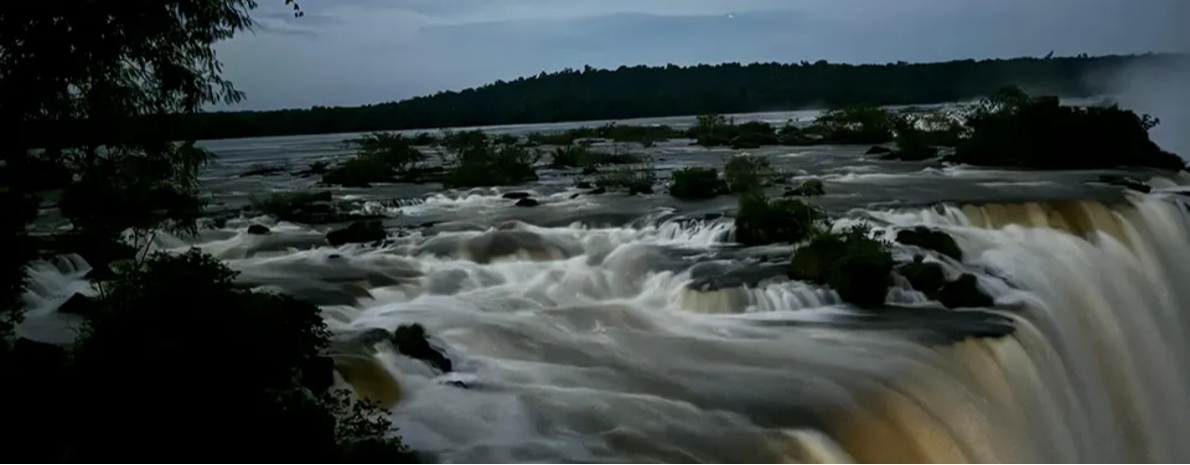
[
  {"x1": 570, "y1": 193, "x2": 581, "y2": 199},
  {"x1": 628, "y1": 184, "x2": 654, "y2": 195},
  {"x1": 784, "y1": 179, "x2": 825, "y2": 197},
  {"x1": 84, "y1": 264, "x2": 118, "y2": 282},
  {"x1": 899, "y1": 256, "x2": 946, "y2": 298},
  {"x1": 354, "y1": 328, "x2": 394, "y2": 349},
  {"x1": 581, "y1": 166, "x2": 598, "y2": 175},
  {"x1": 575, "y1": 181, "x2": 593, "y2": 189},
  {"x1": 1097, "y1": 175, "x2": 1151, "y2": 193},
  {"x1": 246, "y1": 224, "x2": 270, "y2": 235},
  {"x1": 502, "y1": 192, "x2": 532, "y2": 200},
  {"x1": 326, "y1": 221, "x2": 386, "y2": 246},
  {"x1": 896, "y1": 226, "x2": 963, "y2": 261},
  {"x1": 392, "y1": 324, "x2": 452, "y2": 373},
  {"x1": 443, "y1": 380, "x2": 469, "y2": 389},
  {"x1": 588, "y1": 187, "x2": 607, "y2": 195},
  {"x1": 880, "y1": 146, "x2": 939, "y2": 161},
  {"x1": 57, "y1": 292, "x2": 97, "y2": 316},
  {"x1": 48, "y1": 232, "x2": 137, "y2": 270},
  {"x1": 939, "y1": 273, "x2": 994, "y2": 309},
  {"x1": 240, "y1": 165, "x2": 286, "y2": 177},
  {"x1": 514, "y1": 198, "x2": 540, "y2": 207},
  {"x1": 866, "y1": 146, "x2": 893, "y2": 155}
]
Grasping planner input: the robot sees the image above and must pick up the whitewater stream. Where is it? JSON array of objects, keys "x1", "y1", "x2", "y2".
[{"x1": 20, "y1": 110, "x2": 1190, "y2": 463}]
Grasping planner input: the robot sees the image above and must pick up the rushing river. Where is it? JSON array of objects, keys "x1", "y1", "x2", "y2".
[{"x1": 20, "y1": 110, "x2": 1190, "y2": 463}]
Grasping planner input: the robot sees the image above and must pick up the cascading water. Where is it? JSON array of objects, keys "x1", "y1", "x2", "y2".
[{"x1": 21, "y1": 134, "x2": 1190, "y2": 462}]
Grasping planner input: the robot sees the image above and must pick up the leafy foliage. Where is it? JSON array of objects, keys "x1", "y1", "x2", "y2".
[
  {"x1": 669, "y1": 167, "x2": 725, "y2": 200},
  {"x1": 723, "y1": 154, "x2": 773, "y2": 193},
  {"x1": 789, "y1": 226, "x2": 895, "y2": 309},
  {"x1": 734, "y1": 191, "x2": 825, "y2": 246},
  {"x1": 446, "y1": 140, "x2": 541, "y2": 188},
  {"x1": 323, "y1": 133, "x2": 429, "y2": 187},
  {"x1": 950, "y1": 86, "x2": 1183, "y2": 170},
  {"x1": 594, "y1": 167, "x2": 657, "y2": 194},
  {"x1": 807, "y1": 105, "x2": 897, "y2": 144},
  {"x1": 64, "y1": 250, "x2": 417, "y2": 462}
]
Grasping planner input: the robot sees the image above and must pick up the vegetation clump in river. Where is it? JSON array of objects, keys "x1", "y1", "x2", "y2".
[
  {"x1": 789, "y1": 226, "x2": 896, "y2": 309},
  {"x1": 948, "y1": 87, "x2": 1184, "y2": 171}
]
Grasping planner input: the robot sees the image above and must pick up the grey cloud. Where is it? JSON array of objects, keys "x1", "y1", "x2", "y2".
[{"x1": 217, "y1": 0, "x2": 1189, "y2": 110}]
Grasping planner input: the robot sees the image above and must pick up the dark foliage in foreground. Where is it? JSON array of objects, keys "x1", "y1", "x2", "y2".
[{"x1": 789, "y1": 227, "x2": 895, "y2": 309}]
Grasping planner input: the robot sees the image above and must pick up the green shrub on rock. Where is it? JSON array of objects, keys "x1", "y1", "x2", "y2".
[
  {"x1": 669, "y1": 167, "x2": 726, "y2": 200},
  {"x1": 595, "y1": 167, "x2": 657, "y2": 195},
  {"x1": 789, "y1": 227, "x2": 894, "y2": 309},
  {"x1": 734, "y1": 191, "x2": 825, "y2": 246},
  {"x1": 445, "y1": 142, "x2": 540, "y2": 188},
  {"x1": 323, "y1": 133, "x2": 429, "y2": 187},
  {"x1": 723, "y1": 154, "x2": 773, "y2": 193},
  {"x1": 949, "y1": 86, "x2": 1183, "y2": 171}
]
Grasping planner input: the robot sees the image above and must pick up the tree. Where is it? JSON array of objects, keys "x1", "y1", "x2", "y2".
[{"x1": 0, "y1": 1, "x2": 419, "y2": 462}]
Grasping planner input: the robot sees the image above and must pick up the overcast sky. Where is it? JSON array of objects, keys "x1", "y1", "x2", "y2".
[{"x1": 216, "y1": 0, "x2": 1189, "y2": 111}]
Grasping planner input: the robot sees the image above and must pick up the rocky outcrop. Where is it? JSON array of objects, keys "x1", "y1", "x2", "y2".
[
  {"x1": 896, "y1": 226, "x2": 963, "y2": 261},
  {"x1": 326, "y1": 221, "x2": 387, "y2": 246}
]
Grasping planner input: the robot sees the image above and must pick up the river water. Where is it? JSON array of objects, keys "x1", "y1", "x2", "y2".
[{"x1": 20, "y1": 110, "x2": 1190, "y2": 463}]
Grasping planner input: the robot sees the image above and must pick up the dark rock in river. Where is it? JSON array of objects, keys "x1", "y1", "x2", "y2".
[
  {"x1": 939, "y1": 273, "x2": 995, "y2": 309},
  {"x1": 866, "y1": 146, "x2": 893, "y2": 155},
  {"x1": 240, "y1": 165, "x2": 286, "y2": 177},
  {"x1": 896, "y1": 226, "x2": 963, "y2": 261},
  {"x1": 326, "y1": 221, "x2": 387, "y2": 246},
  {"x1": 393, "y1": 324, "x2": 452, "y2": 373},
  {"x1": 514, "y1": 198, "x2": 540, "y2": 207},
  {"x1": 899, "y1": 256, "x2": 946, "y2": 298},
  {"x1": 1097, "y1": 175, "x2": 1152, "y2": 193},
  {"x1": 589, "y1": 187, "x2": 607, "y2": 195},
  {"x1": 784, "y1": 179, "x2": 825, "y2": 197},
  {"x1": 246, "y1": 224, "x2": 270, "y2": 235},
  {"x1": 880, "y1": 146, "x2": 939, "y2": 161},
  {"x1": 502, "y1": 192, "x2": 532, "y2": 200},
  {"x1": 575, "y1": 181, "x2": 593, "y2": 189},
  {"x1": 58, "y1": 292, "x2": 97, "y2": 316}
]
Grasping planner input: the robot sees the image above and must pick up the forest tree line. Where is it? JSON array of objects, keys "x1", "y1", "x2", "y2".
[{"x1": 182, "y1": 53, "x2": 1187, "y2": 140}]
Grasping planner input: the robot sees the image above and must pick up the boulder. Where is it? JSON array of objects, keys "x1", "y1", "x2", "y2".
[
  {"x1": 246, "y1": 224, "x2": 270, "y2": 235},
  {"x1": 896, "y1": 226, "x2": 963, "y2": 261},
  {"x1": 785, "y1": 179, "x2": 825, "y2": 197},
  {"x1": 502, "y1": 192, "x2": 533, "y2": 200},
  {"x1": 239, "y1": 165, "x2": 286, "y2": 177},
  {"x1": 514, "y1": 198, "x2": 540, "y2": 207},
  {"x1": 899, "y1": 256, "x2": 946, "y2": 298},
  {"x1": 866, "y1": 146, "x2": 893, "y2": 155},
  {"x1": 392, "y1": 324, "x2": 452, "y2": 373},
  {"x1": 1097, "y1": 175, "x2": 1151, "y2": 193},
  {"x1": 939, "y1": 273, "x2": 994, "y2": 309},
  {"x1": 58, "y1": 292, "x2": 98, "y2": 316},
  {"x1": 575, "y1": 181, "x2": 593, "y2": 189},
  {"x1": 326, "y1": 221, "x2": 387, "y2": 246}
]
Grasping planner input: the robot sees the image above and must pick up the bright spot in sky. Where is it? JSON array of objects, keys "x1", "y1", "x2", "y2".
[{"x1": 727, "y1": 14, "x2": 734, "y2": 18}]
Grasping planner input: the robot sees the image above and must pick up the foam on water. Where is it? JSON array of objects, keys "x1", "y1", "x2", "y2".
[{"x1": 21, "y1": 182, "x2": 1190, "y2": 462}]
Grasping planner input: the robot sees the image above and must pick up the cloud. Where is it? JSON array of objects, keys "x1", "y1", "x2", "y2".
[{"x1": 215, "y1": 0, "x2": 1189, "y2": 110}]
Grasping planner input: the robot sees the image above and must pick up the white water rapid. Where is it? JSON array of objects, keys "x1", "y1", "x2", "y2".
[{"x1": 21, "y1": 180, "x2": 1190, "y2": 462}]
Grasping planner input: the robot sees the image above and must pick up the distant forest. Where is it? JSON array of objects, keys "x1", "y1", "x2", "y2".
[{"x1": 185, "y1": 54, "x2": 1184, "y2": 140}]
